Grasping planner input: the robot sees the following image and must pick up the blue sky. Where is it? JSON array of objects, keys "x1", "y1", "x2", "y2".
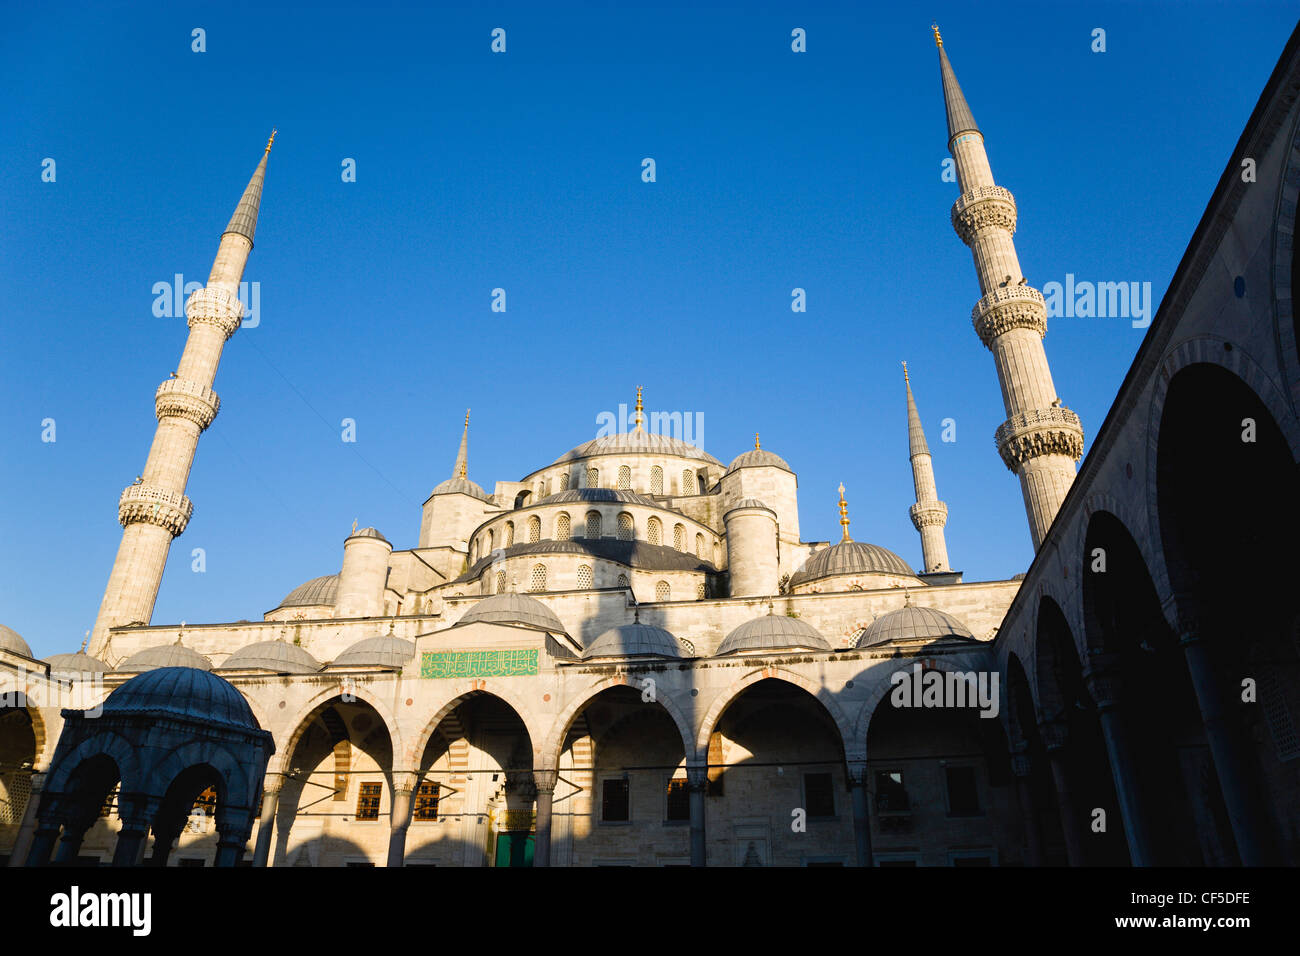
[{"x1": 2, "y1": 1, "x2": 1294, "y2": 657}]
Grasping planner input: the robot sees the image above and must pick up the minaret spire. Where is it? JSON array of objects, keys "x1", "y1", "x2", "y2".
[
  {"x1": 837, "y1": 483, "x2": 852, "y2": 543},
  {"x1": 903, "y1": 363, "x2": 951, "y2": 573},
  {"x1": 454, "y1": 409, "x2": 470, "y2": 479},
  {"x1": 90, "y1": 138, "x2": 272, "y2": 655},
  {"x1": 632, "y1": 385, "x2": 645, "y2": 432},
  {"x1": 937, "y1": 31, "x2": 1083, "y2": 549}
]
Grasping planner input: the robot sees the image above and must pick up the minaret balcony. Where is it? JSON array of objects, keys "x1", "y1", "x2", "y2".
[
  {"x1": 994, "y1": 407, "x2": 1084, "y2": 471},
  {"x1": 185, "y1": 286, "x2": 244, "y2": 339},
  {"x1": 155, "y1": 378, "x2": 220, "y2": 430},
  {"x1": 909, "y1": 500, "x2": 948, "y2": 529},
  {"x1": 118, "y1": 483, "x2": 194, "y2": 536},
  {"x1": 971, "y1": 286, "x2": 1048, "y2": 348},
  {"x1": 951, "y1": 184, "x2": 1017, "y2": 244}
]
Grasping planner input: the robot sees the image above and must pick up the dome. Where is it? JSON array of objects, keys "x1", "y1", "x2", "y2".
[
  {"x1": 0, "y1": 625, "x2": 33, "y2": 658},
  {"x1": 44, "y1": 650, "x2": 110, "y2": 674},
  {"x1": 117, "y1": 642, "x2": 214, "y2": 673},
  {"x1": 716, "y1": 614, "x2": 832, "y2": 655},
  {"x1": 724, "y1": 498, "x2": 775, "y2": 518},
  {"x1": 219, "y1": 639, "x2": 320, "y2": 674},
  {"x1": 788, "y1": 541, "x2": 916, "y2": 588},
  {"x1": 331, "y1": 635, "x2": 416, "y2": 669},
  {"x1": 431, "y1": 477, "x2": 492, "y2": 502},
  {"x1": 348, "y1": 526, "x2": 389, "y2": 542},
  {"x1": 458, "y1": 593, "x2": 566, "y2": 633},
  {"x1": 536, "y1": 488, "x2": 661, "y2": 508},
  {"x1": 855, "y1": 606, "x2": 975, "y2": 649},
  {"x1": 278, "y1": 574, "x2": 339, "y2": 608},
  {"x1": 584, "y1": 622, "x2": 684, "y2": 660},
  {"x1": 103, "y1": 667, "x2": 258, "y2": 730},
  {"x1": 553, "y1": 429, "x2": 722, "y2": 467},
  {"x1": 726, "y1": 448, "x2": 791, "y2": 474}
]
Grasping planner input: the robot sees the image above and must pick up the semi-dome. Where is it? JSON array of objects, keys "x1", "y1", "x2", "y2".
[
  {"x1": 726, "y1": 448, "x2": 791, "y2": 474},
  {"x1": 536, "y1": 488, "x2": 662, "y2": 508},
  {"x1": 220, "y1": 639, "x2": 320, "y2": 674},
  {"x1": 788, "y1": 541, "x2": 916, "y2": 588},
  {"x1": 431, "y1": 476, "x2": 492, "y2": 502},
  {"x1": 553, "y1": 429, "x2": 722, "y2": 467},
  {"x1": 584, "y1": 622, "x2": 684, "y2": 660},
  {"x1": 278, "y1": 574, "x2": 339, "y2": 608},
  {"x1": 458, "y1": 593, "x2": 565, "y2": 633},
  {"x1": 855, "y1": 605, "x2": 975, "y2": 649},
  {"x1": 44, "y1": 649, "x2": 110, "y2": 674},
  {"x1": 716, "y1": 614, "x2": 832, "y2": 655},
  {"x1": 0, "y1": 625, "x2": 33, "y2": 658},
  {"x1": 117, "y1": 642, "x2": 214, "y2": 673},
  {"x1": 103, "y1": 667, "x2": 258, "y2": 731},
  {"x1": 331, "y1": 635, "x2": 416, "y2": 669}
]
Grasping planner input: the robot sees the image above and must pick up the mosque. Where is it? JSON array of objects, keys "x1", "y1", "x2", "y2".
[{"x1": 2, "y1": 26, "x2": 1298, "y2": 867}]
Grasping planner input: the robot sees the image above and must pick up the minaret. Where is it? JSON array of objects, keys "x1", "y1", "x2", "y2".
[
  {"x1": 903, "y1": 363, "x2": 951, "y2": 572},
  {"x1": 934, "y1": 26, "x2": 1083, "y2": 549},
  {"x1": 454, "y1": 408, "x2": 471, "y2": 478},
  {"x1": 89, "y1": 134, "x2": 275, "y2": 655}
]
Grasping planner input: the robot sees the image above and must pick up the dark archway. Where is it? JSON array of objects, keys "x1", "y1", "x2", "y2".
[{"x1": 1005, "y1": 653, "x2": 1066, "y2": 865}]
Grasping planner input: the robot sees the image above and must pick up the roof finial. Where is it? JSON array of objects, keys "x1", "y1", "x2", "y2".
[
  {"x1": 902, "y1": 360, "x2": 909, "y2": 385},
  {"x1": 633, "y1": 385, "x2": 644, "y2": 431},
  {"x1": 352, "y1": 518, "x2": 358, "y2": 534},
  {"x1": 265, "y1": 128, "x2": 277, "y2": 154},
  {"x1": 838, "y1": 482, "x2": 852, "y2": 543},
  {"x1": 931, "y1": 22, "x2": 942, "y2": 48},
  {"x1": 453, "y1": 411, "x2": 470, "y2": 479},
  {"x1": 80, "y1": 631, "x2": 89, "y2": 653},
  {"x1": 755, "y1": 432, "x2": 761, "y2": 450},
  {"x1": 464, "y1": 408, "x2": 471, "y2": 427}
]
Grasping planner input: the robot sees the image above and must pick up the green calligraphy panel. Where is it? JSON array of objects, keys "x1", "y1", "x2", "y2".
[{"x1": 421, "y1": 649, "x2": 539, "y2": 678}]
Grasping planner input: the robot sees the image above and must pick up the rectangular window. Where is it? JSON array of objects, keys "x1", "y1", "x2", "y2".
[
  {"x1": 601, "y1": 778, "x2": 630, "y2": 822},
  {"x1": 665, "y1": 778, "x2": 689, "y2": 822},
  {"x1": 356, "y1": 782, "x2": 382, "y2": 821},
  {"x1": 945, "y1": 766, "x2": 982, "y2": 817},
  {"x1": 803, "y1": 772, "x2": 835, "y2": 818},
  {"x1": 874, "y1": 770, "x2": 908, "y2": 811},
  {"x1": 414, "y1": 782, "x2": 440, "y2": 821}
]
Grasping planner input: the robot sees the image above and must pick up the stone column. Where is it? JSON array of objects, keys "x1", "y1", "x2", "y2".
[
  {"x1": 53, "y1": 805, "x2": 97, "y2": 866},
  {"x1": 532, "y1": 769, "x2": 558, "y2": 868},
  {"x1": 146, "y1": 808, "x2": 188, "y2": 867},
  {"x1": 214, "y1": 808, "x2": 253, "y2": 868},
  {"x1": 8, "y1": 771, "x2": 45, "y2": 867},
  {"x1": 1083, "y1": 653, "x2": 1155, "y2": 866},
  {"x1": 686, "y1": 765, "x2": 708, "y2": 867},
  {"x1": 846, "y1": 760, "x2": 874, "y2": 868},
  {"x1": 112, "y1": 792, "x2": 158, "y2": 867},
  {"x1": 386, "y1": 776, "x2": 416, "y2": 868},
  {"x1": 252, "y1": 778, "x2": 281, "y2": 867},
  {"x1": 1010, "y1": 750, "x2": 1044, "y2": 867},
  {"x1": 1039, "y1": 717, "x2": 1085, "y2": 866}
]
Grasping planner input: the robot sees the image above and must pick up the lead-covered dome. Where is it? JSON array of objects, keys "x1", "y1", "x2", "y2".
[
  {"x1": 855, "y1": 606, "x2": 975, "y2": 649},
  {"x1": 553, "y1": 429, "x2": 722, "y2": 467},
  {"x1": 788, "y1": 541, "x2": 916, "y2": 589},
  {"x1": 45, "y1": 649, "x2": 110, "y2": 674},
  {"x1": 726, "y1": 448, "x2": 791, "y2": 474},
  {"x1": 584, "y1": 622, "x2": 684, "y2": 660},
  {"x1": 0, "y1": 625, "x2": 33, "y2": 658},
  {"x1": 431, "y1": 477, "x2": 492, "y2": 501},
  {"x1": 458, "y1": 593, "x2": 566, "y2": 633},
  {"x1": 103, "y1": 667, "x2": 258, "y2": 731},
  {"x1": 278, "y1": 574, "x2": 339, "y2": 608},
  {"x1": 220, "y1": 639, "x2": 320, "y2": 674},
  {"x1": 536, "y1": 488, "x2": 661, "y2": 508},
  {"x1": 716, "y1": 614, "x2": 831, "y2": 655},
  {"x1": 330, "y1": 635, "x2": 416, "y2": 669},
  {"x1": 117, "y1": 642, "x2": 214, "y2": 673}
]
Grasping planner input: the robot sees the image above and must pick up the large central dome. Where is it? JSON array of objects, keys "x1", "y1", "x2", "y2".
[{"x1": 553, "y1": 429, "x2": 721, "y2": 467}]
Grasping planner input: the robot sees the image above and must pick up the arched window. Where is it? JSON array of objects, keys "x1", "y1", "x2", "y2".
[
  {"x1": 488, "y1": 529, "x2": 495, "y2": 552},
  {"x1": 529, "y1": 564, "x2": 547, "y2": 592},
  {"x1": 650, "y1": 466, "x2": 663, "y2": 495},
  {"x1": 504, "y1": 521, "x2": 515, "y2": 547},
  {"x1": 695, "y1": 532, "x2": 705, "y2": 556},
  {"x1": 544, "y1": 478, "x2": 552, "y2": 496},
  {"x1": 527, "y1": 515, "x2": 541, "y2": 543},
  {"x1": 495, "y1": 569, "x2": 506, "y2": 593},
  {"x1": 586, "y1": 511, "x2": 601, "y2": 538},
  {"x1": 673, "y1": 524, "x2": 685, "y2": 551},
  {"x1": 617, "y1": 513, "x2": 633, "y2": 541},
  {"x1": 556, "y1": 513, "x2": 571, "y2": 541},
  {"x1": 655, "y1": 580, "x2": 671, "y2": 601},
  {"x1": 560, "y1": 472, "x2": 570, "y2": 491},
  {"x1": 537, "y1": 480, "x2": 545, "y2": 497},
  {"x1": 647, "y1": 516, "x2": 662, "y2": 546},
  {"x1": 587, "y1": 467, "x2": 599, "y2": 488},
  {"x1": 695, "y1": 581, "x2": 706, "y2": 599},
  {"x1": 577, "y1": 565, "x2": 593, "y2": 589},
  {"x1": 697, "y1": 472, "x2": 707, "y2": 494},
  {"x1": 617, "y1": 573, "x2": 629, "y2": 589},
  {"x1": 682, "y1": 470, "x2": 693, "y2": 495},
  {"x1": 469, "y1": 540, "x2": 477, "y2": 563},
  {"x1": 618, "y1": 465, "x2": 631, "y2": 490}
]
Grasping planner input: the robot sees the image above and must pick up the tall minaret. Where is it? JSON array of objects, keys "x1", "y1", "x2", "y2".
[
  {"x1": 903, "y1": 363, "x2": 951, "y2": 572},
  {"x1": 935, "y1": 26, "x2": 1083, "y2": 549},
  {"x1": 90, "y1": 134, "x2": 274, "y2": 656}
]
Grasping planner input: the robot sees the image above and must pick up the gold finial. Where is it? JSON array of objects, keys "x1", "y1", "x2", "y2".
[
  {"x1": 265, "y1": 128, "x2": 277, "y2": 154},
  {"x1": 464, "y1": 408, "x2": 471, "y2": 427},
  {"x1": 931, "y1": 23, "x2": 942, "y2": 48},
  {"x1": 80, "y1": 632, "x2": 89, "y2": 653},
  {"x1": 755, "y1": 432, "x2": 761, "y2": 450},
  {"x1": 902, "y1": 360, "x2": 909, "y2": 385},
  {"x1": 838, "y1": 483, "x2": 851, "y2": 542},
  {"x1": 351, "y1": 518, "x2": 358, "y2": 534},
  {"x1": 633, "y1": 385, "x2": 644, "y2": 430}
]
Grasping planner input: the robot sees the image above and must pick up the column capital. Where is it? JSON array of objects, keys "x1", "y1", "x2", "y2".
[
  {"x1": 685, "y1": 765, "x2": 709, "y2": 791},
  {"x1": 115, "y1": 791, "x2": 161, "y2": 832},
  {"x1": 390, "y1": 771, "x2": 420, "y2": 795},
  {"x1": 1038, "y1": 713, "x2": 1069, "y2": 752},
  {"x1": 844, "y1": 759, "x2": 869, "y2": 786},
  {"x1": 1010, "y1": 751, "x2": 1033, "y2": 778},
  {"x1": 1082, "y1": 651, "x2": 1123, "y2": 711},
  {"x1": 531, "y1": 769, "x2": 558, "y2": 793}
]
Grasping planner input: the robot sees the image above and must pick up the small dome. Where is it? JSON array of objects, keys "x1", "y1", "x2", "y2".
[
  {"x1": 855, "y1": 606, "x2": 975, "y2": 649},
  {"x1": 279, "y1": 574, "x2": 339, "y2": 608},
  {"x1": 553, "y1": 430, "x2": 722, "y2": 467},
  {"x1": 716, "y1": 614, "x2": 831, "y2": 655},
  {"x1": 331, "y1": 635, "x2": 416, "y2": 669},
  {"x1": 726, "y1": 448, "x2": 791, "y2": 474},
  {"x1": 0, "y1": 625, "x2": 33, "y2": 658},
  {"x1": 724, "y1": 498, "x2": 775, "y2": 518},
  {"x1": 431, "y1": 477, "x2": 492, "y2": 502},
  {"x1": 788, "y1": 541, "x2": 916, "y2": 589},
  {"x1": 348, "y1": 527, "x2": 390, "y2": 543},
  {"x1": 458, "y1": 593, "x2": 566, "y2": 633},
  {"x1": 584, "y1": 622, "x2": 684, "y2": 660},
  {"x1": 220, "y1": 639, "x2": 320, "y2": 674},
  {"x1": 103, "y1": 667, "x2": 258, "y2": 730},
  {"x1": 117, "y1": 642, "x2": 213, "y2": 673},
  {"x1": 44, "y1": 650, "x2": 110, "y2": 674}
]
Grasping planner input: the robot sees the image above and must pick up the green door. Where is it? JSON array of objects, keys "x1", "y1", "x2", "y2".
[{"x1": 494, "y1": 832, "x2": 535, "y2": 867}]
